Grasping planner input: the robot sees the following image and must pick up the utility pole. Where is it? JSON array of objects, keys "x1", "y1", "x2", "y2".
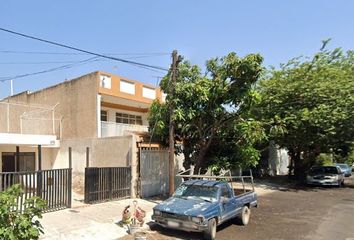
[{"x1": 169, "y1": 50, "x2": 179, "y2": 195}]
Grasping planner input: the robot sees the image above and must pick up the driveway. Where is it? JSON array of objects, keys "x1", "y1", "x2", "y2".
[{"x1": 121, "y1": 176, "x2": 354, "y2": 240}]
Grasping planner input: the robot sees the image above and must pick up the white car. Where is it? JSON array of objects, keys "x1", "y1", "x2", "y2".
[{"x1": 306, "y1": 166, "x2": 345, "y2": 187}]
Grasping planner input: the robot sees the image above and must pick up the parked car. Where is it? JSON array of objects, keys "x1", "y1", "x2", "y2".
[
  {"x1": 335, "y1": 163, "x2": 352, "y2": 177},
  {"x1": 152, "y1": 177, "x2": 257, "y2": 240},
  {"x1": 306, "y1": 166, "x2": 345, "y2": 186}
]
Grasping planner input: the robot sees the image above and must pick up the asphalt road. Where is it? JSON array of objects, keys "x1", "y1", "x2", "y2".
[{"x1": 131, "y1": 176, "x2": 354, "y2": 240}]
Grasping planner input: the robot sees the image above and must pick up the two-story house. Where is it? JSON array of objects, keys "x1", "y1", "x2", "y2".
[{"x1": 0, "y1": 71, "x2": 165, "y2": 196}]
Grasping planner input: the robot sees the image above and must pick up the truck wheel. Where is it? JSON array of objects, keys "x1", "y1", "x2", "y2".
[
  {"x1": 203, "y1": 218, "x2": 216, "y2": 240},
  {"x1": 237, "y1": 206, "x2": 251, "y2": 225}
]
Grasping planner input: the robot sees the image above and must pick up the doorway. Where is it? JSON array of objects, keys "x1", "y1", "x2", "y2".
[
  {"x1": 1, "y1": 152, "x2": 35, "y2": 172},
  {"x1": 2, "y1": 153, "x2": 16, "y2": 172}
]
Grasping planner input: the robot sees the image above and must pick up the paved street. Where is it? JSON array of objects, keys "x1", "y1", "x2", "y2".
[{"x1": 122, "y1": 176, "x2": 354, "y2": 240}]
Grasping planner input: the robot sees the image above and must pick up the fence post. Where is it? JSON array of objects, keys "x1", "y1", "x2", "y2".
[
  {"x1": 68, "y1": 147, "x2": 72, "y2": 169},
  {"x1": 108, "y1": 168, "x2": 112, "y2": 200},
  {"x1": 15, "y1": 146, "x2": 19, "y2": 172},
  {"x1": 68, "y1": 147, "x2": 72, "y2": 208},
  {"x1": 37, "y1": 145, "x2": 42, "y2": 198},
  {"x1": 86, "y1": 147, "x2": 89, "y2": 168}
]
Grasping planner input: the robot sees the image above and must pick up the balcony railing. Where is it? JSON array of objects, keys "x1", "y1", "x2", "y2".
[{"x1": 101, "y1": 121, "x2": 148, "y2": 137}]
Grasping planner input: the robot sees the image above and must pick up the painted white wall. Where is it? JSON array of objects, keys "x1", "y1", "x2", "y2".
[
  {"x1": 268, "y1": 141, "x2": 290, "y2": 176},
  {"x1": 0, "y1": 133, "x2": 58, "y2": 146},
  {"x1": 97, "y1": 94, "x2": 102, "y2": 138}
]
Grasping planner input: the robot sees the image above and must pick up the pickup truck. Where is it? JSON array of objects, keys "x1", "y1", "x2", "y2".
[{"x1": 152, "y1": 176, "x2": 257, "y2": 240}]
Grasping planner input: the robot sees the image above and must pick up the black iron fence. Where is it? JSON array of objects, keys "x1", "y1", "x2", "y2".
[
  {"x1": 84, "y1": 167, "x2": 131, "y2": 204},
  {"x1": 0, "y1": 168, "x2": 72, "y2": 212}
]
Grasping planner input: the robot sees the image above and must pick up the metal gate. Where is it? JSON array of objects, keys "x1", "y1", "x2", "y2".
[
  {"x1": 0, "y1": 168, "x2": 72, "y2": 212},
  {"x1": 84, "y1": 167, "x2": 131, "y2": 204},
  {"x1": 139, "y1": 149, "x2": 169, "y2": 198}
]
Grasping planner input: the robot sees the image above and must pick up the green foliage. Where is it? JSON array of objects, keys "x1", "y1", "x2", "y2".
[
  {"x1": 254, "y1": 43, "x2": 354, "y2": 176},
  {"x1": 346, "y1": 144, "x2": 354, "y2": 166},
  {"x1": 0, "y1": 184, "x2": 46, "y2": 240},
  {"x1": 148, "y1": 52, "x2": 265, "y2": 171},
  {"x1": 315, "y1": 153, "x2": 333, "y2": 166}
]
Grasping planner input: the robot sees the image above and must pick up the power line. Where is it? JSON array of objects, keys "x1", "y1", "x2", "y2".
[
  {"x1": 0, "y1": 57, "x2": 101, "y2": 82},
  {"x1": 0, "y1": 50, "x2": 170, "y2": 56},
  {"x1": 0, "y1": 54, "x2": 170, "y2": 65},
  {"x1": 0, "y1": 27, "x2": 169, "y2": 71}
]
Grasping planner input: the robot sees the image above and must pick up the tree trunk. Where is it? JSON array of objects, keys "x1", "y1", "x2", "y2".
[
  {"x1": 194, "y1": 138, "x2": 213, "y2": 174},
  {"x1": 288, "y1": 149, "x2": 303, "y2": 180}
]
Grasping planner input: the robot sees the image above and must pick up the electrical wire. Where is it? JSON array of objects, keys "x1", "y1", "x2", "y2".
[
  {"x1": 0, "y1": 27, "x2": 169, "y2": 71},
  {"x1": 0, "y1": 50, "x2": 170, "y2": 56},
  {"x1": 0, "y1": 57, "x2": 101, "y2": 82},
  {"x1": 0, "y1": 54, "x2": 170, "y2": 65}
]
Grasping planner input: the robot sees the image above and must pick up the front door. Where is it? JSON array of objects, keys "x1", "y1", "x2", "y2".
[{"x1": 2, "y1": 153, "x2": 15, "y2": 172}]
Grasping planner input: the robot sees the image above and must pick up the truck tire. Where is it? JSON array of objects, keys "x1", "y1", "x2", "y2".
[
  {"x1": 237, "y1": 206, "x2": 251, "y2": 225},
  {"x1": 203, "y1": 218, "x2": 216, "y2": 240}
]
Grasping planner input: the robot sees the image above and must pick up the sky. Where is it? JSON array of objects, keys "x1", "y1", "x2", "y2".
[{"x1": 0, "y1": 0, "x2": 353, "y2": 99}]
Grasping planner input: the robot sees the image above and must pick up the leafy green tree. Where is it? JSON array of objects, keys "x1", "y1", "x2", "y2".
[
  {"x1": 148, "y1": 52, "x2": 265, "y2": 172},
  {"x1": 255, "y1": 43, "x2": 354, "y2": 178},
  {"x1": 0, "y1": 184, "x2": 46, "y2": 240}
]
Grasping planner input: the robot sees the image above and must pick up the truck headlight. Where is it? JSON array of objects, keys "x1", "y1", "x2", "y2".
[
  {"x1": 191, "y1": 216, "x2": 204, "y2": 224},
  {"x1": 154, "y1": 210, "x2": 161, "y2": 216}
]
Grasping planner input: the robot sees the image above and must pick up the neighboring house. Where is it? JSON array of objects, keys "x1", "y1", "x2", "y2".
[
  {"x1": 0, "y1": 71, "x2": 166, "y2": 197},
  {"x1": 268, "y1": 141, "x2": 290, "y2": 176}
]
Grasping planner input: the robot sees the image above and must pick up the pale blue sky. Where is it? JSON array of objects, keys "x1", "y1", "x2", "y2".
[{"x1": 0, "y1": 0, "x2": 353, "y2": 99}]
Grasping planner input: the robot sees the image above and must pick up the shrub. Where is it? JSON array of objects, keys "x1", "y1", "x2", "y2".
[{"x1": 0, "y1": 184, "x2": 46, "y2": 240}]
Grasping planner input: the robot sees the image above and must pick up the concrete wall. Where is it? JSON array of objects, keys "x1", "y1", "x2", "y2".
[
  {"x1": 52, "y1": 136, "x2": 134, "y2": 195},
  {"x1": 1, "y1": 72, "x2": 99, "y2": 139}
]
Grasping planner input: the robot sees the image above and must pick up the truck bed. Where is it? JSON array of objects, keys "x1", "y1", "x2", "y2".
[{"x1": 233, "y1": 188, "x2": 253, "y2": 196}]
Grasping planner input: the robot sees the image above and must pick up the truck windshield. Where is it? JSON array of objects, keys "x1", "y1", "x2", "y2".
[{"x1": 173, "y1": 184, "x2": 218, "y2": 202}]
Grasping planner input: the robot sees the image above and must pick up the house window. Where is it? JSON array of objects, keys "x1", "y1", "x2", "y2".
[
  {"x1": 18, "y1": 153, "x2": 36, "y2": 172},
  {"x1": 100, "y1": 75, "x2": 111, "y2": 89},
  {"x1": 101, "y1": 110, "x2": 108, "y2": 122},
  {"x1": 120, "y1": 80, "x2": 135, "y2": 95},
  {"x1": 142, "y1": 86, "x2": 156, "y2": 99},
  {"x1": 116, "y1": 112, "x2": 143, "y2": 125}
]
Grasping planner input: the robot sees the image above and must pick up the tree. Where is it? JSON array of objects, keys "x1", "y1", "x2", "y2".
[
  {"x1": 0, "y1": 184, "x2": 46, "y2": 240},
  {"x1": 254, "y1": 43, "x2": 354, "y2": 178},
  {"x1": 148, "y1": 52, "x2": 265, "y2": 172}
]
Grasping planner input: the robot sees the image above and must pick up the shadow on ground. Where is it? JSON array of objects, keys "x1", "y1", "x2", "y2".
[{"x1": 254, "y1": 175, "x2": 354, "y2": 193}]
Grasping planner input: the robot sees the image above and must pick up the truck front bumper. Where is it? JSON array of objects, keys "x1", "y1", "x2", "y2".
[{"x1": 152, "y1": 215, "x2": 208, "y2": 232}]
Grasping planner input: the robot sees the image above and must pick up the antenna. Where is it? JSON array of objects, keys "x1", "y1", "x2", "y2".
[{"x1": 10, "y1": 80, "x2": 13, "y2": 96}]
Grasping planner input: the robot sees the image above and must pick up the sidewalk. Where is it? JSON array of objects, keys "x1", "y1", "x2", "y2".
[
  {"x1": 40, "y1": 198, "x2": 158, "y2": 240},
  {"x1": 39, "y1": 180, "x2": 284, "y2": 240}
]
